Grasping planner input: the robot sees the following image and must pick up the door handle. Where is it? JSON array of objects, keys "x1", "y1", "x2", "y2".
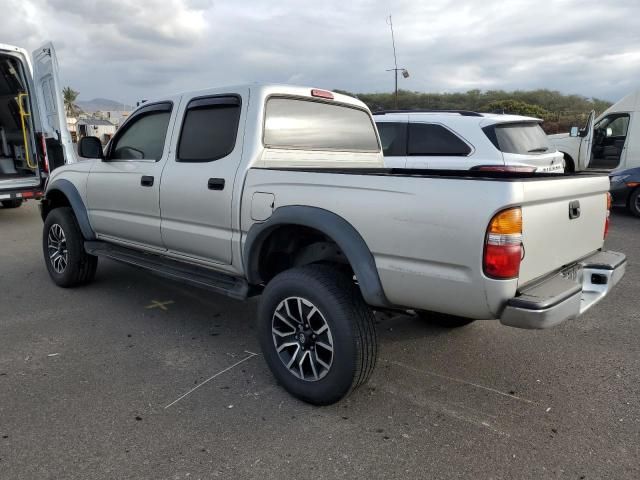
[
  {"x1": 208, "y1": 178, "x2": 225, "y2": 190},
  {"x1": 141, "y1": 175, "x2": 154, "y2": 187}
]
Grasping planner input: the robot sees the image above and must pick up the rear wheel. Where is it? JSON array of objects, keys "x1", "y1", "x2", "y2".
[
  {"x1": 629, "y1": 188, "x2": 640, "y2": 218},
  {"x1": 562, "y1": 154, "x2": 575, "y2": 173},
  {"x1": 1, "y1": 199, "x2": 23, "y2": 209},
  {"x1": 416, "y1": 311, "x2": 475, "y2": 328},
  {"x1": 258, "y1": 265, "x2": 377, "y2": 405},
  {"x1": 43, "y1": 207, "x2": 98, "y2": 287}
]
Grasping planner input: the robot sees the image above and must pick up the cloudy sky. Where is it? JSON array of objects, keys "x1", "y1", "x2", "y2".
[{"x1": 3, "y1": 0, "x2": 639, "y2": 104}]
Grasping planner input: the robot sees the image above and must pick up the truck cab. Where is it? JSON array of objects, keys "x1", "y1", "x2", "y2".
[
  {"x1": 0, "y1": 42, "x2": 73, "y2": 208},
  {"x1": 549, "y1": 90, "x2": 639, "y2": 172}
]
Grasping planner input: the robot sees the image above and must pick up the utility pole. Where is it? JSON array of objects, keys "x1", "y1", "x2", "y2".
[{"x1": 386, "y1": 15, "x2": 409, "y2": 109}]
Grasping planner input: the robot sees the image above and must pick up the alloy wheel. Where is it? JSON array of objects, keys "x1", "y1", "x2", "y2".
[
  {"x1": 47, "y1": 224, "x2": 68, "y2": 274},
  {"x1": 271, "y1": 296, "x2": 334, "y2": 381}
]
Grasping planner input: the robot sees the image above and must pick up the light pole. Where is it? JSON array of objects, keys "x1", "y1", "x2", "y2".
[{"x1": 386, "y1": 15, "x2": 409, "y2": 109}]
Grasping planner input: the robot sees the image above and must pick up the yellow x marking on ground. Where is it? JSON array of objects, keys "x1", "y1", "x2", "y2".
[{"x1": 145, "y1": 300, "x2": 174, "y2": 311}]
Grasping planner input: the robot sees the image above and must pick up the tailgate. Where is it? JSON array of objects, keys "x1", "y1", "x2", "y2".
[
  {"x1": 502, "y1": 151, "x2": 565, "y2": 173},
  {"x1": 518, "y1": 175, "x2": 609, "y2": 285}
]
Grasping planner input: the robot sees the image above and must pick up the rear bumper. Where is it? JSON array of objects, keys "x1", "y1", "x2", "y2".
[
  {"x1": 500, "y1": 250, "x2": 626, "y2": 329},
  {"x1": 0, "y1": 189, "x2": 43, "y2": 202}
]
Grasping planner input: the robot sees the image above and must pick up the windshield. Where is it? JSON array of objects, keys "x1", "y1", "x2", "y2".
[{"x1": 484, "y1": 122, "x2": 551, "y2": 155}]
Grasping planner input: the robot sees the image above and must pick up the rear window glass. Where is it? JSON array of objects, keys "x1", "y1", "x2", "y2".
[
  {"x1": 484, "y1": 122, "x2": 551, "y2": 155},
  {"x1": 264, "y1": 98, "x2": 379, "y2": 152},
  {"x1": 376, "y1": 122, "x2": 407, "y2": 156},
  {"x1": 408, "y1": 123, "x2": 471, "y2": 156}
]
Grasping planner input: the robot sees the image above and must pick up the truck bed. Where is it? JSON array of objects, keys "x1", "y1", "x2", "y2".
[
  {"x1": 242, "y1": 167, "x2": 610, "y2": 320},
  {"x1": 258, "y1": 166, "x2": 605, "y2": 181}
]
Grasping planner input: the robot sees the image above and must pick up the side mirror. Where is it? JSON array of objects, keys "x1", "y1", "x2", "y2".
[
  {"x1": 569, "y1": 126, "x2": 579, "y2": 137},
  {"x1": 78, "y1": 136, "x2": 104, "y2": 159}
]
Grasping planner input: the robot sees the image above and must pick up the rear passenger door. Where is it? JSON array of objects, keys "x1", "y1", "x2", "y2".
[
  {"x1": 159, "y1": 92, "x2": 246, "y2": 265},
  {"x1": 86, "y1": 101, "x2": 177, "y2": 250},
  {"x1": 406, "y1": 122, "x2": 473, "y2": 170}
]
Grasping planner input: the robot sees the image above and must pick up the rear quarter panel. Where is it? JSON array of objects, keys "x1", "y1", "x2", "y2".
[{"x1": 241, "y1": 168, "x2": 525, "y2": 319}]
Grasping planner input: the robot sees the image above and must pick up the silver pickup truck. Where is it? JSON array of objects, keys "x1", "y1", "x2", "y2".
[{"x1": 40, "y1": 84, "x2": 626, "y2": 405}]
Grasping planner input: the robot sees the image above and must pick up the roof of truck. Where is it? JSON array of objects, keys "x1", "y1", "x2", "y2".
[{"x1": 139, "y1": 83, "x2": 369, "y2": 113}]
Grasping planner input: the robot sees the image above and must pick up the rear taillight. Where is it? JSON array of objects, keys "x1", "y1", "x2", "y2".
[
  {"x1": 40, "y1": 133, "x2": 49, "y2": 173},
  {"x1": 483, "y1": 207, "x2": 523, "y2": 279},
  {"x1": 476, "y1": 165, "x2": 536, "y2": 173},
  {"x1": 604, "y1": 193, "x2": 611, "y2": 239}
]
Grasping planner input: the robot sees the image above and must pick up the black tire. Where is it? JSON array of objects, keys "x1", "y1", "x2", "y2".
[
  {"x1": 562, "y1": 154, "x2": 575, "y2": 173},
  {"x1": 1, "y1": 199, "x2": 23, "y2": 209},
  {"x1": 258, "y1": 265, "x2": 377, "y2": 405},
  {"x1": 42, "y1": 207, "x2": 98, "y2": 287},
  {"x1": 416, "y1": 311, "x2": 475, "y2": 328},
  {"x1": 628, "y1": 188, "x2": 640, "y2": 218}
]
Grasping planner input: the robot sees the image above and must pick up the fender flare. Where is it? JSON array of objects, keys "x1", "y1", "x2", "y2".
[
  {"x1": 244, "y1": 206, "x2": 389, "y2": 308},
  {"x1": 44, "y1": 179, "x2": 96, "y2": 240}
]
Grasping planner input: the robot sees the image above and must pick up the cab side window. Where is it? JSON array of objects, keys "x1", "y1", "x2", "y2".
[
  {"x1": 177, "y1": 96, "x2": 241, "y2": 162},
  {"x1": 109, "y1": 103, "x2": 172, "y2": 161}
]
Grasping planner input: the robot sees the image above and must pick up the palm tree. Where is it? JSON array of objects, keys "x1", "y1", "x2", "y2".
[{"x1": 62, "y1": 86, "x2": 80, "y2": 117}]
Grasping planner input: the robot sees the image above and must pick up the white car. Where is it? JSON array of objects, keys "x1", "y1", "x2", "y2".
[{"x1": 374, "y1": 110, "x2": 564, "y2": 173}]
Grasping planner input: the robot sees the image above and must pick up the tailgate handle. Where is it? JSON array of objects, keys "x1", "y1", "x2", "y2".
[{"x1": 569, "y1": 200, "x2": 581, "y2": 219}]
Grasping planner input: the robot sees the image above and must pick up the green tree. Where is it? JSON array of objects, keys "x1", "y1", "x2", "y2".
[
  {"x1": 62, "y1": 86, "x2": 80, "y2": 117},
  {"x1": 481, "y1": 99, "x2": 552, "y2": 119}
]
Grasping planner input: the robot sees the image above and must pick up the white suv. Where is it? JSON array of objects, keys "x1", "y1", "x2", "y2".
[{"x1": 374, "y1": 110, "x2": 564, "y2": 173}]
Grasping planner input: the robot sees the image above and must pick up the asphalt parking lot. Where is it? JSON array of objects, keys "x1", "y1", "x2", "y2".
[{"x1": 1, "y1": 201, "x2": 639, "y2": 479}]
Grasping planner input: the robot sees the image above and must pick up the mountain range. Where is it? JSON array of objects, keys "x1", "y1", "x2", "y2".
[{"x1": 76, "y1": 98, "x2": 133, "y2": 113}]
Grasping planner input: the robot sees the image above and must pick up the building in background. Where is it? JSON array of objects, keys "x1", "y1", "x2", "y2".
[
  {"x1": 66, "y1": 116, "x2": 78, "y2": 142},
  {"x1": 94, "y1": 110, "x2": 131, "y2": 128},
  {"x1": 76, "y1": 117, "x2": 116, "y2": 144}
]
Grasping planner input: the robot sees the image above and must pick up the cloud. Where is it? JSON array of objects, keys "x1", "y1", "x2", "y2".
[{"x1": 1, "y1": 0, "x2": 639, "y2": 103}]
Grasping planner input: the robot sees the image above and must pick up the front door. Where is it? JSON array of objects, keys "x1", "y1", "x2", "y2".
[
  {"x1": 589, "y1": 113, "x2": 630, "y2": 169},
  {"x1": 160, "y1": 91, "x2": 246, "y2": 265},
  {"x1": 86, "y1": 100, "x2": 178, "y2": 250},
  {"x1": 579, "y1": 110, "x2": 595, "y2": 170}
]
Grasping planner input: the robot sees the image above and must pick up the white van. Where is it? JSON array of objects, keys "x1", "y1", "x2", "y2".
[
  {"x1": 548, "y1": 90, "x2": 639, "y2": 172},
  {"x1": 0, "y1": 42, "x2": 73, "y2": 208}
]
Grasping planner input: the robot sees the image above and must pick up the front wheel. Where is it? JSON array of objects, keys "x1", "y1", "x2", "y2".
[
  {"x1": 258, "y1": 265, "x2": 377, "y2": 405},
  {"x1": 43, "y1": 207, "x2": 98, "y2": 287},
  {"x1": 629, "y1": 188, "x2": 640, "y2": 218}
]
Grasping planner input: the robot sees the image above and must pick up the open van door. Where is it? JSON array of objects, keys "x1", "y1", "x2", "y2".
[
  {"x1": 32, "y1": 42, "x2": 75, "y2": 164},
  {"x1": 579, "y1": 110, "x2": 595, "y2": 169}
]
